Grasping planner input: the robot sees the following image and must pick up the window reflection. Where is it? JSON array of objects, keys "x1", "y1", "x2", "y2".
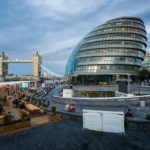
[
  {"x1": 75, "y1": 65, "x2": 139, "y2": 74},
  {"x1": 76, "y1": 49, "x2": 144, "y2": 58}
]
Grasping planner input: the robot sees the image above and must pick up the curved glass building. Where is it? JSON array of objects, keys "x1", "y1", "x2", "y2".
[
  {"x1": 142, "y1": 52, "x2": 150, "y2": 71},
  {"x1": 65, "y1": 17, "x2": 147, "y2": 97}
]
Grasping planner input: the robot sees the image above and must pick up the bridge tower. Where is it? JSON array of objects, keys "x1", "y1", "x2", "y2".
[
  {"x1": 0, "y1": 51, "x2": 8, "y2": 81},
  {"x1": 32, "y1": 51, "x2": 42, "y2": 80}
]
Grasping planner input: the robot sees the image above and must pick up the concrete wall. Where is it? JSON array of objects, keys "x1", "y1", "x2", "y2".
[
  {"x1": 115, "y1": 91, "x2": 128, "y2": 97},
  {"x1": 52, "y1": 95, "x2": 150, "y2": 107},
  {"x1": 130, "y1": 85, "x2": 150, "y2": 94},
  {"x1": 126, "y1": 118, "x2": 150, "y2": 131}
]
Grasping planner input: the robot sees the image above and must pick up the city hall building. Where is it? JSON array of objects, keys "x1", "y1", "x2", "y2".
[
  {"x1": 65, "y1": 17, "x2": 147, "y2": 97},
  {"x1": 142, "y1": 52, "x2": 150, "y2": 71}
]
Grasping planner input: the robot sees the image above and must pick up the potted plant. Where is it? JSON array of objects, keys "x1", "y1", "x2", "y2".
[
  {"x1": 3, "y1": 114, "x2": 11, "y2": 125},
  {"x1": 51, "y1": 106, "x2": 56, "y2": 116},
  {"x1": 49, "y1": 106, "x2": 61, "y2": 121},
  {"x1": 21, "y1": 112, "x2": 28, "y2": 121}
]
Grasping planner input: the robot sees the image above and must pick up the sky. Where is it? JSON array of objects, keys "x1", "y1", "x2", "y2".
[{"x1": 0, "y1": 0, "x2": 150, "y2": 75}]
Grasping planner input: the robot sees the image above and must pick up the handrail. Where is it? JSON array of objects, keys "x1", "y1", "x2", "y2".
[{"x1": 52, "y1": 94, "x2": 150, "y2": 100}]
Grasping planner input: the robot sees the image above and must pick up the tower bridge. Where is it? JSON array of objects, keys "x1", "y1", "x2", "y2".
[
  {"x1": 2, "y1": 60, "x2": 33, "y2": 63},
  {"x1": 0, "y1": 51, "x2": 62, "y2": 81}
]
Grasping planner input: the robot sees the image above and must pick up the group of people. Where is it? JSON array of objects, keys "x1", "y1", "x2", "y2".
[
  {"x1": 65, "y1": 104, "x2": 75, "y2": 112},
  {"x1": 13, "y1": 99, "x2": 26, "y2": 109},
  {"x1": 0, "y1": 104, "x2": 14, "y2": 121}
]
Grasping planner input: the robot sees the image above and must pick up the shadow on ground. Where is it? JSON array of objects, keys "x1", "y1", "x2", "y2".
[{"x1": 1, "y1": 120, "x2": 150, "y2": 150}]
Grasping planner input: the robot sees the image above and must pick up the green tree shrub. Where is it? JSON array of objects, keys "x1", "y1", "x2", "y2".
[
  {"x1": 3, "y1": 114, "x2": 11, "y2": 125},
  {"x1": 21, "y1": 112, "x2": 28, "y2": 121},
  {"x1": 51, "y1": 106, "x2": 56, "y2": 115}
]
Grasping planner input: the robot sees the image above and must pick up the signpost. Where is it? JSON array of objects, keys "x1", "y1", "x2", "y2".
[{"x1": 20, "y1": 82, "x2": 30, "y2": 89}]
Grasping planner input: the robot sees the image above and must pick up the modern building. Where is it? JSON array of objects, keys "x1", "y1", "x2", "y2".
[
  {"x1": 142, "y1": 52, "x2": 150, "y2": 71},
  {"x1": 65, "y1": 17, "x2": 147, "y2": 97}
]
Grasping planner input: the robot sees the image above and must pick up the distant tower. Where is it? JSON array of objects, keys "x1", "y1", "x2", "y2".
[
  {"x1": 0, "y1": 51, "x2": 8, "y2": 80},
  {"x1": 32, "y1": 51, "x2": 42, "y2": 78}
]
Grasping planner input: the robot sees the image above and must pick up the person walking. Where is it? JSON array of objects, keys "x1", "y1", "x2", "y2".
[
  {"x1": 0, "y1": 105, "x2": 3, "y2": 115},
  {"x1": 8, "y1": 112, "x2": 14, "y2": 121}
]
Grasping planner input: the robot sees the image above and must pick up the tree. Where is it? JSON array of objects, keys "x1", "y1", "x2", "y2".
[
  {"x1": 3, "y1": 114, "x2": 11, "y2": 125},
  {"x1": 47, "y1": 101, "x2": 50, "y2": 106},
  {"x1": 51, "y1": 106, "x2": 56, "y2": 116},
  {"x1": 21, "y1": 112, "x2": 28, "y2": 121},
  {"x1": 138, "y1": 69, "x2": 150, "y2": 81}
]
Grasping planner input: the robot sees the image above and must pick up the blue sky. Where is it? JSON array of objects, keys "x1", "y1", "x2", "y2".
[{"x1": 0, "y1": 0, "x2": 150, "y2": 75}]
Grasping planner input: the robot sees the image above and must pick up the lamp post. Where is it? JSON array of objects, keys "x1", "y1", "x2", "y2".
[
  {"x1": 116, "y1": 75, "x2": 119, "y2": 92},
  {"x1": 138, "y1": 78, "x2": 141, "y2": 95},
  {"x1": 127, "y1": 73, "x2": 131, "y2": 94}
]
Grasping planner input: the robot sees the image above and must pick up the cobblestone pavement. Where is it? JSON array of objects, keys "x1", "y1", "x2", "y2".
[
  {"x1": 5, "y1": 103, "x2": 22, "y2": 120},
  {"x1": 30, "y1": 115, "x2": 50, "y2": 127},
  {"x1": 1, "y1": 120, "x2": 150, "y2": 150}
]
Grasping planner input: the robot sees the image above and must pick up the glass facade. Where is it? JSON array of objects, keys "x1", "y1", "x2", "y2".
[
  {"x1": 77, "y1": 91, "x2": 115, "y2": 97},
  {"x1": 142, "y1": 52, "x2": 150, "y2": 71},
  {"x1": 65, "y1": 17, "x2": 147, "y2": 76},
  {"x1": 71, "y1": 75, "x2": 116, "y2": 85}
]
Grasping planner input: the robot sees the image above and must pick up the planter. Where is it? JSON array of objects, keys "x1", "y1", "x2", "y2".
[
  {"x1": 49, "y1": 114, "x2": 62, "y2": 122},
  {"x1": 0, "y1": 101, "x2": 9, "y2": 106},
  {"x1": 0, "y1": 120, "x2": 30, "y2": 136}
]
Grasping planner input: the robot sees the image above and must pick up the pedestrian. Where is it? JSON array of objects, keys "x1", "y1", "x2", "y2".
[
  {"x1": 0, "y1": 105, "x2": 3, "y2": 115},
  {"x1": 16, "y1": 99, "x2": 19, "y2": 108},
  {"x1": 65, "y1": 104, "x2": 70, "y2": 111},
  {"x1": 70, "y1": 104, "x2": 75, "y2": 112},
  {"x1": 125, "y1": 109, "x2": 133, "y2": 117},
  {"x1": 8, "y1": 112, "x2": 14, "y2": 121},
  {"x1": 70, "y1": 83, "x2": 72, "y2": 89}
]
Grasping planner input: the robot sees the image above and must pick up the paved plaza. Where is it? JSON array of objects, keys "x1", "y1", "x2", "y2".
[
  {"x1": 1, "y1": 120, "x2": 150, "y2": 150},
  {"x1": 1, "y1": 85, "x2": 150, "y2": 150}
]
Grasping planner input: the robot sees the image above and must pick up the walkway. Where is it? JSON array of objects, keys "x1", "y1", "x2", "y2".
[
  {"x1": 46, "y1": 85, "x2": 126, "y2": 116},
  {"x1": 5, "y1": 104, "x2": 22, "y2": 120},
  {"x1": 45, "y1": 85, "x2": 150, "y2": 121}
]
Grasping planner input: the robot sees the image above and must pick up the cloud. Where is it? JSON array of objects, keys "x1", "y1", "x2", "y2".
[
  {"x1": 146, "y1": 25, "x2": 150, "y2": 34},
  {"x1": 26, "y1": 0, "x2": 109, "y2": 20},
  {"x1": 0, "y1": 0, "x2": 150, "y2": 75}
]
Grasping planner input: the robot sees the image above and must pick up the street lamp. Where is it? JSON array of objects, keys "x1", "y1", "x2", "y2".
[{"x1": 127, "y1": 73, "x2": 131, "y2": 94}]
